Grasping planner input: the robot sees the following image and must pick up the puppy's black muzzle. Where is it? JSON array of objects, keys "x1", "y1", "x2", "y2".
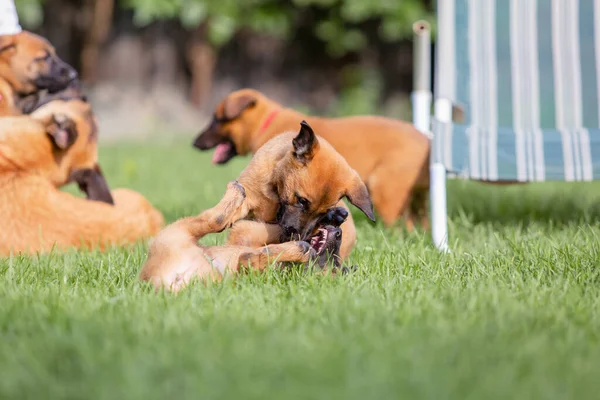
[
  {"x1": 69, "y1": 164, "x2": 114, "y2": 205},
  {"x1": 34, "y1": 57, "x2": 78, "y2": 94},
  {"x1": 278, "y1": 205, "x2": 349, "y2": 243}
]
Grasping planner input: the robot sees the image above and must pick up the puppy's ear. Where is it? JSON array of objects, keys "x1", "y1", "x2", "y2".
[
  {"x1": 293, "y1": 120, "x2": 320, "y2": 163},
  {"x1": 223, "y1": 94, "x2": 256, "y2": 120},
  {"x1": 345, "y1": 175, "x2": 376, "y2": 222},
  {"x1": 0, "y1": 36, "x2": 16, "y2": 57},
  {"x1": 46, "y1": 114, "x2": 77, "y2": 150}
]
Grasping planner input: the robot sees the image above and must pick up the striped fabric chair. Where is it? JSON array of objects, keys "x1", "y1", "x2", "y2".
[{"x1": 425, "y1": 0, "x2": 600, "y2": 250}]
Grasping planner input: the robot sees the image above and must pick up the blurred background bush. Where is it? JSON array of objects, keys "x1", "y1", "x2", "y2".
[{"x1": 14, "y1": 0, "x2": 433, "y2": 138}]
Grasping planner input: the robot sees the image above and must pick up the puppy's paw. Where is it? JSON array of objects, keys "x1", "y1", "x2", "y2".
[
  {"x1": 320, "y1": 207, "x2": 349, "y2": 227},
  {"x1": 340, "y1": 264, "x2": 359, "y2": 275},
  {"x1": 298, "y1": 241, "x2": 317, "y2": 262},
  {"x1": 223, "y1": 180, "x2": 246, "y2": 209},
  {"x1": 226, "y1": 180, "x2": 246, "y2": 198}
]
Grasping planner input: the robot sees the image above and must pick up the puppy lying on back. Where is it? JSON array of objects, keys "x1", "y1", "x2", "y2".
[
  {"x1": 0, "y1": 99, "x2": 164, "y2": 256},
  {"x1": 139, "y1": 181, "x2": 349, "y2": 292},
  {"x1": 0, "y1": 31, "x2": 78, "y2": 116}
]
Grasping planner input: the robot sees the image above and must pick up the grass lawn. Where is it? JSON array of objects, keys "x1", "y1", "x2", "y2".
[{"x1": 2, "y1": 138, "x2": 600, "y2": 399}]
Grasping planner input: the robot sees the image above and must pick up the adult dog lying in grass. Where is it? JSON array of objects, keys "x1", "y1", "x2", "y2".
[
  {"x1": 139, "y1": 181, "x2": 350, "y2": 293},
  {"x1": 0, "y1": 99, "x2": 164, "y2": 256},
  {"x1": 193, "y1": 88, "x2": 430, "y2": 230}
]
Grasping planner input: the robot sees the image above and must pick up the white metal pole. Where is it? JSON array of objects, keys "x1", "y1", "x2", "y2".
[
  {"x1": 430, "y1": 0, "x2": 452, "y2": 252},
  {"x1": 411, "y1": 20, "x2": 432, "y2": 136}
]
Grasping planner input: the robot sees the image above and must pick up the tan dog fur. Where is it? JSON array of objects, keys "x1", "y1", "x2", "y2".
[
  {"x1": 194, "y1": 88, "x2": 431, "y2": 230},
  {"x1": 0, "y1": 31, "x2": 77, "y2": 116},
  {"x1": 0, "y1": 99, "x2": 164, "y2": 256},
  {"x1": 139, "y1": 181, "x2": 316, "y2": 293}
]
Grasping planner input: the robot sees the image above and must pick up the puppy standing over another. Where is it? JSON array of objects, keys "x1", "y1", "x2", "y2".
[
  {"x1": 0, "y1": 99, "x2": 164, "y2": 256},
  {"x1": 0, "y1": 30, "x2": 78, "y2": 116},
  {"x1": 225, "y1": 121, "x2": 375, "y2": 261},
  {"x1": 141, "y1": 121, "x2": 373, "y2": 292},
  {"x1": 139, "y1": 182, "x2": 349, "y2": 293},
  {"x1": 193, "y1": 88, "x2": 431, "y2": 230}
]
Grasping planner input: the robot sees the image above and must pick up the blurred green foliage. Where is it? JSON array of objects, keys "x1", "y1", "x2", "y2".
[
  {"x1": 14, "y1": 0, "x2": 433, "y2": 57},
  {"x1": 14, "y1": 0, "x2": 45, "y2": 28}
]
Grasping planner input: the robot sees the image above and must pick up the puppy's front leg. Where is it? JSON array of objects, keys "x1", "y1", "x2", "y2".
[{"x1": 236, "y1": 241, "x2": 315, "y2": 271}]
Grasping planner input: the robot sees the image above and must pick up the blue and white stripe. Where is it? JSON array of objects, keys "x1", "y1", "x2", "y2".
[{"x1": 431, "y1": 0, "x2": 600, "y2": 182}]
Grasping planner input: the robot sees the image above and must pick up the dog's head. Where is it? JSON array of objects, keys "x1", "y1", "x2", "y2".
[
  {"x1": 0, "y1": 31, "x2": 77, "y2": 95},
  {"x1": 304, "y1": 206, "x2": 349, "y2": 269},
  {"x1": 28, "y1": 99, "x2": 113, "y2": 204},
  {"x1": 193, "y1": 88, "x2": 269, "y2": 164},
  {"x1": 274, "y1": 121, "x2": 375, "y2": 242}
]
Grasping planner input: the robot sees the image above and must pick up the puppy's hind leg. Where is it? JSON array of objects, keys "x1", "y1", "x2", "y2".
[
  {"x1": 367, "y1": 159, "x2": 422, "y2": 230},
  {"x1": 178, "y1": 181, "x2": 247, "y2": 239}
]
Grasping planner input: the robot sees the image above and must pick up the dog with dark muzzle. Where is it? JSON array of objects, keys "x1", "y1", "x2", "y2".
[
  {"x1": 224, "y1": 120, "x2": 375, "y2": 261},
  {"x1": 0, "y1": 31, "x2": 78, "y2": 116},
  {"x1": 0, "y1": 99, "x2": 164, "y2": 256}
]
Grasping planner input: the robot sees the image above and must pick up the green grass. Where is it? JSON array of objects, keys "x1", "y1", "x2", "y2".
[{"x1": 2, "y1": 138, "x2": 600, "y2": 399}]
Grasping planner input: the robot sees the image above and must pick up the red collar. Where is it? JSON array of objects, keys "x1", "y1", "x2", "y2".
[{"x1": 258, "y1": 109, "x2": 280, "y2": 134}]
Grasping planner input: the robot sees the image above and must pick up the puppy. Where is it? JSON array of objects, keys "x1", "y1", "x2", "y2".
[
  {"x1": 224, "y1": 120, "x2": 374, "y2": 261},
  {"x1": 0, "y1": 99, "x2": 164, "y2": 256},
  {"x1": 0, "y1": 31, "x2": 78, "y2": 116},
  {"x1": 139, "y1": 182, "x2": 349, "y2": 293},
  {"x1": 193, "y1": 88, "x2": 431, "y2": 230}
]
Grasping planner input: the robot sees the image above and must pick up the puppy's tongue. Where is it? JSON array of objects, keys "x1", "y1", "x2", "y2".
[{"x1": 212, "y1": 142, "x2": 232, "y2": 164}]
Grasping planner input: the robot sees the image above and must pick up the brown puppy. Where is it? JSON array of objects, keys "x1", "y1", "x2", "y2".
[
  {"x1": 193, "y1": 88, "x2": 430, "y2": 230},
  {"x1": 0, "y1": 99, "x2": 164, "y2": 256},
  {"x1": 225, "y1": 120, "x2": 374, "y2": 261},
  {"x1": 0, "y1": 31, "x2": 77, "y2": 116},
  {"x1": 139, "y1": 182, "x2": 348, "y2": 293}
]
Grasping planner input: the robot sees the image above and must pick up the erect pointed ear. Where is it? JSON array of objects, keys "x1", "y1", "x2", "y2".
[
  {"x1": 223, "y1": 94, "x2": 256, "y2": 120},
  {"x1": 46, "y1": 114, "x2": 77, "y2": 150},
  {"x1": 345, "y1": 174, "x2": 376, "y2": 222},
  {"x1": 292, "y1": 120, "x2": 319, "y2": 163}
]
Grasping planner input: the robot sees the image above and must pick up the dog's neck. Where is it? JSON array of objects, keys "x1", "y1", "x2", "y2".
[
  {"x1": 0, "y1": 77, "x2": 19, "y2": 115},
  {"x1": 0, "y1": 63, "x2": 33, "y2": 95}
]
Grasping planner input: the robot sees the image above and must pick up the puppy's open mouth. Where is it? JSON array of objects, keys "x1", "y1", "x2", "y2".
[
  {"x1": 212, "y1": 140, "x2": 237, "y2": 164},
  {"x1": 307, "y1": 225, "x2": 340, "y2": 254}
]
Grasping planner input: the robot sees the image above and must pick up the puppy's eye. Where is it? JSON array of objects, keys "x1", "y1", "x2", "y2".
[
  {"x1": 295, "y1": 194, "x2": 311, "y2": 210},
  {"x1": 35, "y1": 52, "x2": 51, "y2": 62}
]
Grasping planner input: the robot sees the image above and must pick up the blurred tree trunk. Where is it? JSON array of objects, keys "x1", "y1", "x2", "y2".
[
  {"x1": 186, "y1": 23, "x2": 215, "y2": 108},
  {"x1": 80, "y1": 0, "x2": 114, "y2": 84}
]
